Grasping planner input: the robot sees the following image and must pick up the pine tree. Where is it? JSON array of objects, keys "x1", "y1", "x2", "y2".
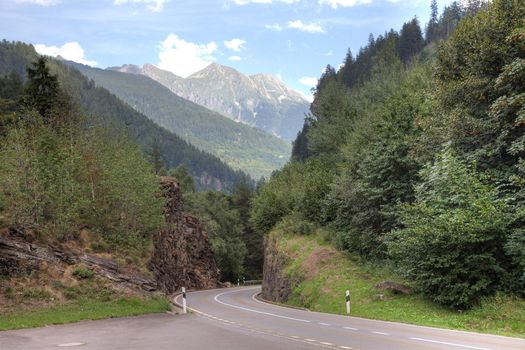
[
  {"x1": 398, "y1": 17, "x2": 424, "y2": 65},
  {"x1": 24, "y1": 57, "x2": 59, "y2": 120},
  {"x1": 426, "y1": 0, "x2": 439, "y2": 42}
]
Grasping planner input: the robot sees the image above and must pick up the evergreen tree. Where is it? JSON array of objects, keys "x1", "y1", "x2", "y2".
[
  {"x1": 291, "y1": 122, "x2": 311, "y2": 162},
  {"x1": 24, "y1": 57, "x2": 60, "y2": 120},
  {"x1": 426, "y1": 0, "x2": 439, "y2": 42},
  {"x1": 398, "y1": 17, "x2": 424, "y2": 65},
  {"x1": 149, "y1": 139, "x2": 166, "y2": 175}
]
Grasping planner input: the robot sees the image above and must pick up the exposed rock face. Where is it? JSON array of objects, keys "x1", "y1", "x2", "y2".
[
  {"x1": 135, "y1": 63, "x2": 309, "y2": 141},
  {"x1": 0, "y1": 235, "x2": 157, "y2": 292},
  {"x1": 149, "y1": 177, "x2": 221, "y2": 293},
  {"x1": 261, "y1": 233, "x2": 292, "y2": 303}
]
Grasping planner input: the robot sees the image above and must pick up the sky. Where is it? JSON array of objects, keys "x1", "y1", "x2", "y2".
[{"x1": 0, "y1": 0, "x2": 453, "y2": 100}]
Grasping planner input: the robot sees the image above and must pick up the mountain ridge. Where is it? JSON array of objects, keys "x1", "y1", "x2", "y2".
[
  {"x1": 64, "y1": 60, "x2": 291, "y2": 179},
  {"x1": 108, "y1": 62, "x2": 309, "y2": 141}
]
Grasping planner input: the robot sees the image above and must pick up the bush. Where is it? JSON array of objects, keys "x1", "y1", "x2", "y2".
[
  {"x1": 386, "y1": 149, "x2": 515, "y2": 309},
  {"x1": 72, "y1": 266, "x2": 94, "y2": 280}
]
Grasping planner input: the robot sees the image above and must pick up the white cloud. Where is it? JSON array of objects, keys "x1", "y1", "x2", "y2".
[
  {"x1": 157, "y1": 33, "x2": 217, "y2": 78},
  {"x1": 288, "y1": 20, "x2": 325, "y2": 34},
  {"x1": 318, "y1": 0, "x2": 372, "y2": 8},
  {"x1": 16, "y1": 0, "x2": 60, "y2": 5},
  {"x1": 228, "y1": 55, "x2": 242, "y2": 61},
  {"x1": 113, "y1": 0, "x2": 167, "y2": 12},
  {"x1": 224, "y1": 38, "x2": 246, "y2": 52},
  {"x1": 299, "y1": 76, "x2": 318, "y2": 87},
  {"x1": 297, "y1": 89, "x2": 314, "y2": 102},
  {"x1": 35, "y1": 42, "x2": 98, "y2": 66},
  {"x1": 234, "y1": 0, "x2": 299, "y2": 4},
  {"x1": 265, "y1": 23, "x2": 283, "y2": 31}
]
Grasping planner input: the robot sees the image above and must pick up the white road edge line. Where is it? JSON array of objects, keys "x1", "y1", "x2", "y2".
[
  {"x1": 410, "y1": 337, "x2": 492, "y2": 350},
  {"x1": 213, "y1": 289, "x2": 311, "y2": 323}
]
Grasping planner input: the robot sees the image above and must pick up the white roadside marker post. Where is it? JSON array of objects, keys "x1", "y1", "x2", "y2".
[
  {"x1": 182, "y1": 287, "x2": 187, "y2": 314},
  {"x1": 346, "y1": 290, "x2": 351, "y2": 315}
]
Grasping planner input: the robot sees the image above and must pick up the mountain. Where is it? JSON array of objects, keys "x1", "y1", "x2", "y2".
[
  {"x1": 65, "y1": 61, "x2": 291, "y2": 179},
  {"x1": 0, "y1": 40, "x2": 247, "y2": 191},
  {"x1": 110, "y1": 63, "x2": 309, "y2": 141}
]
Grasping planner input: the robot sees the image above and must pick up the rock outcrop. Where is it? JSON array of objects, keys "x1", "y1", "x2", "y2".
[
  {"x1": 261, "y1": 233, "x2": 292, "y2": 303},
  {"x1": 149, "y1": 176, "x2": 221, "y2": 293},
  {"x1": 0, "y1": 176, "x2": 221, "y2": 294},
  {"x1": 0, "y1": 235, "x2": 156, "y2": 292}
]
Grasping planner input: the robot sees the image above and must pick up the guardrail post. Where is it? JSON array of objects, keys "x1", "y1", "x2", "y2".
[
  {"x1": 346, "y1": 290, "x2": 351, "y2": 315},
  {"x1": 182, "y1": 287, "x2": 187, "y2": 314}
]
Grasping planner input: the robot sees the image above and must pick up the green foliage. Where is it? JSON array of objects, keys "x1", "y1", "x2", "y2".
[
  {"x1": 398, "y1": 17, "x2": 424, "y2": 65},
  {"x1": 0, "y1": 40, "x2": 249, "y2": 192},
  {"x1": 22, "y1": 288, "x2": 52, "y2": 300},
  {"x1": 251, "y1": 158, "x2": 334, "y2": 234},
  {"x1": 328, "y1": 64, "x2": 433, "y2": 258},
  {"x1": 169, "y1": 165, "x2": 196, "y2": 193},
  {"x1": 0, "y1": 57, "x2": 165, "y2": 253},
  {"x1": 0, "y1": 115, "x2": 85, "y2": 239},
  {"x1": 231, "y1": 180, "x2": 261, "y2": 278},
  {"x1": 72, "y1": 266, "x2": 95, "y2": 280},
  {"x1": 254, "y1": 0, "x2": 525, "y2": 312},
  {"x1": 186, "y1": 191, "x2": 247, "y2": 282},
  {"x1": 387, "y1": 149, "x2": 514, "y2": 309},
  {"x1": 23, "y1": 57, "x2": 59, "y2": 120}
]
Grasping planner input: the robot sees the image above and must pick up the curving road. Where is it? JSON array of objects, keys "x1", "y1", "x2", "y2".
[
  {"x1": 175, "y1": 286, "x2": 525, "y2": 350},
  {"x1": 1, "y1": 286, "x2": 524, "y2": 349}
]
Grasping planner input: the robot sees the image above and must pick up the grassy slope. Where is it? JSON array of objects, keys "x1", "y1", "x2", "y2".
[
  {"x1": 0, "y1": 297, "x2": 170, "y2": 331},
  {"x1": 269, "y1": 223, "x2": 525, "y2": 338}
]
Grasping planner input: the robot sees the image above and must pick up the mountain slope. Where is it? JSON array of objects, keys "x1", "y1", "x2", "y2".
[
  {"x1": 67, "y1": 61, "x2": 291, "y2": 179},
  {"x1": 113, "y1": 63, "x2": 309, "y2": 141},
  {"x1": 0, "y1": 40, "x2": 247, "y2": 191}
]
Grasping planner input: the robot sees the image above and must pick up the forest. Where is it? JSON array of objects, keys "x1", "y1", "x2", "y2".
[{"x1": 252, "y1": 0, "x2": 525, "y2": 309}]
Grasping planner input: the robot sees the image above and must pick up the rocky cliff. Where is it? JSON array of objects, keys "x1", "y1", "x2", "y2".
[
  {"x1": 0, "y1": 176, "x2": 220, "y2": 295},
  {"x1": 261, "y1": 233, "x2": 292, "y2": 303},
  {"x1": 149, "y1": 177, "x2": 221, "y2": 293}
]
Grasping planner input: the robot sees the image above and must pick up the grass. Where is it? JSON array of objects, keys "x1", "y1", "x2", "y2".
[
  {"x1": 0, "y1": 296, "x2": 171, "y2": 331},
  {"x1": 269, "y1": 227, "x2": 525, "y2": 338}
]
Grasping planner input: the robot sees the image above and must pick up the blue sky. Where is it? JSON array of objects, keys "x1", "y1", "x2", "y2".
[{"x1": 0, "y1": 0, "x2": 453, "y2": 99}]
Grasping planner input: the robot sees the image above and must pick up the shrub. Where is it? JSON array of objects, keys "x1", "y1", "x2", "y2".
[
  {"x1": 72, "y1": 266, "x2": 94, "y2": 280},
  {"x1": 387, "y1": 149, "x2": 515, "y2": 309}
]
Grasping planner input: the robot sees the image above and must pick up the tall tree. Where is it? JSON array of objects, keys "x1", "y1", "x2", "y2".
[
  {"x1": 398, "y1": 17, "x2": 424, "y2": 65},
  {"x1": 426, "y1": 0, "x2": 439, "y2": 42},
  {"x1": 24, "y1": 57, "x2": 59, "y2": 120}
]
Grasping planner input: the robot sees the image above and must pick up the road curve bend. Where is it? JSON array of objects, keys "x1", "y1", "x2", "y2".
[{"x1": 176, "y1": 286, "x2": 525, "y2": 350}]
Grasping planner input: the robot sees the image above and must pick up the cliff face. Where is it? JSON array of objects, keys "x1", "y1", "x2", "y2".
[
  {"x1": 261, "y1": 233, "x2": 292, "y2": 303},
  {"x1": 149, "y1": 177, "x2": 221, "y2": 293}
]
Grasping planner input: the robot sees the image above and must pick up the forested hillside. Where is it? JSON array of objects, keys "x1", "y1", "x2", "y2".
[
  {"x1": 254, "y1": 0, "x2": 525, "y2": 310},
  {"x1": 0, "y1": 41, "x2": 248, "y2": 192},
  {"x1": 63, "y1": 61, "x2": 291, "y2": 179}
]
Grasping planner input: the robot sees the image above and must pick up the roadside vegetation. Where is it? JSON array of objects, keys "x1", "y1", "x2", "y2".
[
  {"x1": 270, "y1": 221, "x2": 525, "y2": 337},
  {"x1": 252, "y1": 0, "x2": 525, "y2": 328}
]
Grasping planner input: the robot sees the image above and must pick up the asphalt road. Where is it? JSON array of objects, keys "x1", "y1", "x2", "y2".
[{"x1": 1, "y1": 286, "x2": 524, "y2": 350}]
